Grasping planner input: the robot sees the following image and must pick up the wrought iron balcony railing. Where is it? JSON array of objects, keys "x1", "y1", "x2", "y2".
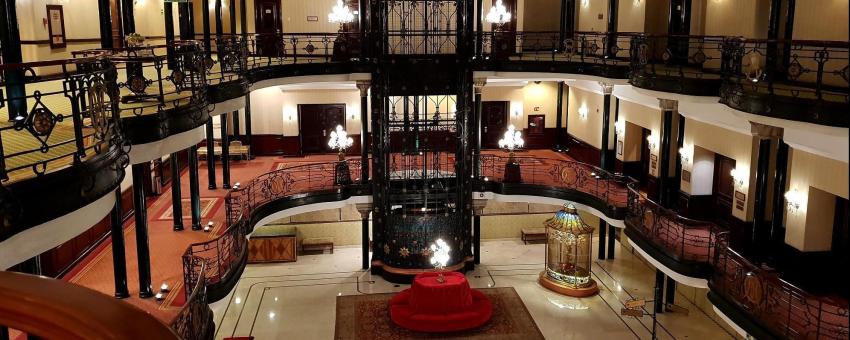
[
  {"x1": 0, "y1": 53, "x2": 125, "y2": 183},
  {"x1": 245, "y1": 32, "x2": 362, "y2": 68},
  {"x1": 480, "y1": 31, "x2": 635, "y2": 66},
  {"x1": 170, "y1": 259, "x2": 213, "y2": 340},
  {"x1": 625, "y1": 183, "x2": 729, "y2": 265},
  {"x1": 629, "y1": 34, "x2": 726, "y2": 95},
  {"x1": 711, "y1": 245, "x2": 849, "y2": 339},
  {"x1": 477, "y1": 154, "x2": 631, "y2": 210}
]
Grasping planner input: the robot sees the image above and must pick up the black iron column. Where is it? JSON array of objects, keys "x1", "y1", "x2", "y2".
[
  {"x1": 781, "y1": 0, "x2": 796, "y2": 70},
  {"x1": 600, "y1": 83, "x2": 614, "y2": 171},
  {"x1": 357, "y1": 204, "x2": 371, "y2": 269},
  {"x1": 206, "y1": 121, "x2": 217, "y2": 189},
  {"x1": 658, "y1": 99, "x2": 677, "y2": 207},
  {"x1": 178, "y1": 3, "x2": 193, "y2": 40},
  {"x1": 607, "y1": 224, "x2": 615, "y2": 259},
  {"x1": 164, "y1": 3, "x2": 175, "y2": 67},
  {"x1": 473, "y1": 200, "x2": 486, "y2": 264},
  {"x1": 221, "y1": 113, "x2": 232, "y2": 189},
  {"x1": 358, "y1": 0, "x2": 368, "y2": 58},
  {"x1": 554, "y1": 82, "x2": 565, "y2": 151},
  {"x1": 202, "y1": 0, "x2": 211, "y2": 57},
  {"x1": 654, "y1": 269, "x2": 665, "y2": 313},
  {"x1": 770, "y1": 140, "x2": 789, "y2": 247},
  {"x1": 120, "y1": 0, "x2": 135, "y2": 34},
  {"x1": 665, "y1": 276, "x2": 676, "y2": 307},
  {"x1": 474, "y1": 79, "x2": 485, "y2": 177},
  {"x1": 170, "y1": 153, "x2": 184, "y2": 231},
  {"x1": 109, "y1": 189, "x2": 129, "y2": 299},
  {"x1": 357, "y1": 81, "x2": 370, "y2": 183},
  {"x1": 0, "y1": 0, "x2": 25, "y2": 120},
  {"x1": 229, "y1": 0, "x2": 237, "y2": 34},
  {"x1": 214, "y1": 0, "x2": 223, "y2": 41},
  {"x1": 240, "y1": 0, "x2": 247, "y2": 35},
  {"x1": 131, "y1": 163, "x2": 153, "y2": 298},
  {"x1": 97, "y1": 0, "x2": 113, "y2": 48},
  {"x1": 475, "y1": 0, "x2": 483, "y2": 57},
  {"x1": 605, "y1": 0, "x2": 618, "y2": 57},
  {"x1": 673, "y1": 114, "x2": 685, "y2": 202},
  {"x1": 233, "y1": 111, "x2": 241, "y2": 141},
  {"x1": 244, "y1": 95, "x2": 253, "y2": 159},
  {"x1": 1, "y1": 325, "x2": 8, "y2": 340},
  {"x1": 752, "y1": 137, "x2": 772, "y2": 249},
  {"x1": 188, "y1": 145, "x2": 202, "y2": 230},
  {"x1": 598, "y1": 220, "x2": 607, "y2": 260}
]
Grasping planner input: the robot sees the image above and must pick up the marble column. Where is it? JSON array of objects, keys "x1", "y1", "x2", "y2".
[
  {"x1": 357, "y1": 81, "x2": 370, "y2": 183},
  {"x1": 473, "y1": 199, "x2": 487, "y2": 264},
  {"x1": 598, "y1": 219, "x2": 607, "y2": 260},
  {"x1": 473, "y1": 79, "x2": 486, "y2": 177},
  {"x1": 188, "y1": 146, "x2": 202, "y2": 230},
  {"x1": 170, "y1": 153, "x2": 184, "y2": 231},
  {"x1": 109, "y1": 188, "x2": 129, "y2": 298},
  {"x1": 131, "y1": 163, "x2": 153, "y2": 298},
  {"x1": 206, "y1": 120, "x2": 217, "y2": 189},
  {"x1": 221, "y1": 113, "x2": 231, "y2": 189},
  {"x1": 599, "y1": 82, "x2": 615, "y2": 171},
  {"x1": 356, "y1": 203, "x2": 372, "y2": 270}
]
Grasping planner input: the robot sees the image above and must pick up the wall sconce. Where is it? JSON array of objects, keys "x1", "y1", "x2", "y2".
[
  {"x1": 646, "y1": 134, "x2": 658, "y2": 150},
  {"x1": 614, "y1": 120, "x2": 625, "y2": 136},
  {"x1": 512, "y1": 110, "x2": 521, "y2": 119},
  {"x1": 134, "y1": 0, "x2": 146, "y2": 7},
  {"x1": 784, "y1": 188, "x2": 803, "y2": 213},
  {"x1": 730, "y1": 168, "x2": 747, "y2": 188},
  {"x1": 578, "y1": 105, "x2": 589, "y2": 120},
  {"x1": 282, "y1": 107, "x2": 295, "y2": 122},
  {"x1": 679, "y1": 144, "x2": 693, "y2": 164}
]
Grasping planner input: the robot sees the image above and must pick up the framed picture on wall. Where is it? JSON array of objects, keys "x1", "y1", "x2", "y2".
[
  {"x1": 682, "y1": 170, "x2": 691, "y2": 183},
  {"x1": 46, "y1": 5, "x2": 66, "y2": 49},
  {"x1": 650, "y1": 154, "x2": 658, "y2": 172},
  {"x1": 616, "y1": 140, "x2": 623, "y2": 156}
]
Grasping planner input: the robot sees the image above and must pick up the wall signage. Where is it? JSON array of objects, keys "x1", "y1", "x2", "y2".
[{"x1": 46, "y1": 5, "x2": 66, "y2": 49}]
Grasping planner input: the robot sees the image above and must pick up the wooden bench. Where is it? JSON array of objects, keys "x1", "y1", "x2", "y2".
[
  {"x1": 302, "y1": 237, "x2": 334, "y2": 254},
  {"x1": 198, "y1": 141, "x2": 250, "y2": 161},
  {"x1": 521, "y1": 228, "x2": 547, "y2": 244}
]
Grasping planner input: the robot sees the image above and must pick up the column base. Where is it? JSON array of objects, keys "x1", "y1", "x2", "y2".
[
  {"x1": 538, "y1": 272, "x2": 599, "y2": 298},
  {"x1": 223, "y1": 184, "x2": 231, "y2": 189},
  {"x1": 114, "y1": 291, "x2": 130, "y2": 299},
  {"x1": 191, "y1": 223, "x2": 202, "y2": 231},
  {"x1": 208, "y1": 184, "x2": 217, "y2": 190},
  {"x1": 139, "y1": 288, "x2": 154, "y2": 298},
  {"x1": 173, "y1": 224, "x2": 184, "y2": 231}
]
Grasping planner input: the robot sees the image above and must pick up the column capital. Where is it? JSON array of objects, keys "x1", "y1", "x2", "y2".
[
  {"x1": 750, "y1": 122, "x2": 784, "y2": 139},
  {"x1": 472, "y1": 199, "x2": 487, "y2": 215},
  {"x1": 355, "y1": 203, "x2": 373, "y2": 219},
  {"x1": 474, "y1": 79, "x2": 487, "y2": 94},
  {"x1": 356, "y1": 81, "x2": 371, "y2": 97},
  {"x1": 598, "y1": 82, "x2": 614, "y2": 95},
  {"x1": 658, "y1": 98, "x2": 678, "y2": 111}
]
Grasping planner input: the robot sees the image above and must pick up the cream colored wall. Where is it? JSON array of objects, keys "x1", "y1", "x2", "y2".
[
  {"x1": 249, "y1": 87, "x2": 367, "y2": 137},
  {"x1": 577, "y1": 0, "x2": 609, "y2": 32},
  {"x1": 792, "y1": 0, "x2": 849, "y2": 41},
  {"x1": 480, "y1": 82, "x2": 562, "y2": 130},
  {"x1": 703, "y1": 0, "x2": 770, "y2": 38},
  {"x1": 784, "y1": 148, "x2": 849, "y2": 251},
  {"x1": 617, "y1": 0, "x2": 646, "y2": 32},
  {"x1": 615, "y1": 98, "x2": 661, "y2": 163},
  {"x1": 523, "y1": 0, "x2": 561, "y2": 31},
  {"x1": 282, "y1": 0, "x2": 339, "y2": 33},
  {"x1": 567, "y1": 85, "x2": 604, "y2": 149},
  {"x1": 682, "y1": 118, "x2": 757, "y2": 221}
]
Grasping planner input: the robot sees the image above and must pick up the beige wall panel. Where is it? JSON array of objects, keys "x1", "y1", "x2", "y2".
[
  {"x1": 523, "y1": 0, "x2": 561, "y2": 31},
  {"x1": 704, "y1": 0, "x2": 769, "y2": 38},
  {"x1": 282, "y1": 0, "x2": 341, "y2": 33},
  {"x1": 577, "y1": 0, "x2": 609, "y2": 32},
  {"x1": 482, "y1": 201, "x2": 529, "y2": 215},
  {"x1": 683, "y1": 118, "x2": 756, "y2": 221},
  {"x1": 249, "y1": 87, "x2": 366, "y2": 137},
  {"x1": 290, "y1": 209, "x2": 341, "y2": 223},
  {"x1": 617, "y1": 0, "x2": 646, "y2": 32},
  {"x1": 793, "y1": 0, "x2": 849, "y2": 41},
  {"x1": 567, "y1": 86, "x2": 604, "y2": 149}
]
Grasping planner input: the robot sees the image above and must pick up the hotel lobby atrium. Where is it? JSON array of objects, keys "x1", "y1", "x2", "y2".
[{"x1": 0, "y1": 0, "x2": 847, "y2": 339}]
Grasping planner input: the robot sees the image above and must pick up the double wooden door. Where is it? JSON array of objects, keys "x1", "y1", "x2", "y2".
[
  {"x1": 299, "y1": 104, "x2": 346, "y2": 154},
  {"x1": 481, "y1": 101, "x2": 509, "y2": 149},
  {"x1": 713, "y1": 154, "x2": 736, "y2": 228},
  {"x1": 254, "y1": 0, "x2": 282, "y2": 56}
]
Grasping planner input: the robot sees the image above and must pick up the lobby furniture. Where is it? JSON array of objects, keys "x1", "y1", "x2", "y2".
[
  {"x1": 247, "y1": 225, "x2": 297, "y2": 263},
  {"x1": 302, "y1": 237, "x2": 334, "y2": 254},
  {"x1": 521, "y1": 228, "x2": 547, "y2": 244},
  {"x1": 389, "y1": 272, "x2": 492, "y2": 332}
]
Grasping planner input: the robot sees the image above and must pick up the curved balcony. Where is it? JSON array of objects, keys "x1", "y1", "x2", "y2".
[
  {"x1": 720, "y1": 38, "x2": 849, "y2": 127},
  {"x1": 0, "y1": 54, "x2": 127, "y2": 250},
  {"x1": 205, "y1": 35, "x2": 250, "y2": 104},
  {"x1": 709, "y1": 246, "x2": 849, "y2": 340},
  {"x1": 477, "y1": 31, "x2": 633, "y2": 79},
  {"x1": 182, "y1": 160, "x2": 367, "y2": 301},
  {"x1": 476, "y1": 154, "x2": 631, "y2": 218},
  {"x1": 0, "y1": 271, "x2": 178, "y2": 339},
  {"x1": 170, "y1": 259, "x2": 215, "y2": 340},
  {"x1": 628, "y1": 34, "x2": 726, "y2": 96},
  {"x1": 623, "y1": 183, "x2": 728, "y2": 280}
]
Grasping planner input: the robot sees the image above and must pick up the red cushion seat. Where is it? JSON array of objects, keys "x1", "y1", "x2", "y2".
[{"x1": 389, "y1": 273, "x2": 493, "y2": 333}]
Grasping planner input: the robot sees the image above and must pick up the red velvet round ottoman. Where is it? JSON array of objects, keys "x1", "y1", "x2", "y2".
[{"x1": 389, "y1": 272, "x2": 492, "y2": 332}]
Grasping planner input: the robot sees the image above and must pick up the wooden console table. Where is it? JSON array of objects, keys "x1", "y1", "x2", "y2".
[{"x1": 248, "y1": 225, "x2": 297, "y2": 263}]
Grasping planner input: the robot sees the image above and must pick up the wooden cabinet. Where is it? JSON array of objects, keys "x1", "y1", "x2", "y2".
[{"x1": 248, "y1": 225, "x2": 297, "y2": 263}]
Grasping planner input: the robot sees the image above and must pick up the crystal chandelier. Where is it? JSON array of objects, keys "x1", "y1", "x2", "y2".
[
  {"x1": 328, "y1": 0, "x2": 355, "y2": 24},
  {"x1": 498, "y1": 124, "x2": 524, "y2": 152},
  {"x1": 328, "y1": 125, "x2": 354, "y2": 159},
  {"x1": 485, "y1": 0, "x2": 512, "y2": 25}
]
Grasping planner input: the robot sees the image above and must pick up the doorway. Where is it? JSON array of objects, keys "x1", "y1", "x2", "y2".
[
  {"x1": 490, "y1": 0, "x2": 518, "y2": 59},
  {"x1": 298, "y1": 104, "x2": 346, "y2": 154},
  {"x1": 481, "y1": 101, "x2": 509, "y2": 149},
  {"x1": 254, "y1": 0, "x2": 282, "y2": 56},
  {"x1": 712, "y1": 153, "x2": 736, "y2": 229},
  {"x1": 109, "y1": 0, "x2": 123, "y2": 47},
  {"x1": 639, "y1": 127, "x2": 652, "y2": 187}
]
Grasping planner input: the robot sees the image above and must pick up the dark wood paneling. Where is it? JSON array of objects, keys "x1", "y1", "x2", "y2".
[
  {"x1": 565, "y1": 134, "x2": 601, "y2": 166},
  {"x1": 522, "y1": 127, "x2": 557, "y2": 149},
  {"x1": 676, "y1": 191, "x2": 715, "y2": 220}
]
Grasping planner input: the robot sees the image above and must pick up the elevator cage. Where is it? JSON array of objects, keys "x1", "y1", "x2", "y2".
[{"x1": 544, "y1": 204, "x2": 595, "y2": 289}]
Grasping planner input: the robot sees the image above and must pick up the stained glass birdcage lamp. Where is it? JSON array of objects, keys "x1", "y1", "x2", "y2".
[{"x1": 539, "y1": 203, "x2": 599, "y2": 297}]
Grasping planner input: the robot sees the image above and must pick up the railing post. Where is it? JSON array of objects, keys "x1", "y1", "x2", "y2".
[{"x1": 67, "y1": 77, "x2": 87, "y2": 160}]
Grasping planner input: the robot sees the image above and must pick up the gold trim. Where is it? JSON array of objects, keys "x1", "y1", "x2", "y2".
[{"x1": 538, "y1": 272, "x2": 599, "y2": 297}]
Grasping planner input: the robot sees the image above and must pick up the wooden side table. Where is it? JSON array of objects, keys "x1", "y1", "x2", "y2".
[{"x1": 248, "y1": 225, "x2": 297, "y2": 263}]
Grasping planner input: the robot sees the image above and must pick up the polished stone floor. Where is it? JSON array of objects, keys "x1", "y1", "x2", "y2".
[{"x1": 211, "y1": 238, "x2": 738, "y2": 340}]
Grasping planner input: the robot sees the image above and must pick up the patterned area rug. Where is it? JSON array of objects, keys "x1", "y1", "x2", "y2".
[
  {"x1": 335, "y1": 287, "x2": 544, "y2": 340},
  {"x1": 157, "y1": 197, "x2": 221, "y2": 221}
]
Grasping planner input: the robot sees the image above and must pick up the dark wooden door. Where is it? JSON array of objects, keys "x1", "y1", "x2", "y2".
[
  {"x1": 109, "y1": 0, "x2": 123, "y2": 47},
  {"x1": 254, "y1": 0, "x2": 282, "y2": 56},
  {"x1": 491, "y1": 0, "x2": 518, "y2": 59},
  {"x1": 833, "y1": 197, "x2": 849, "y2": 272},
  {"x1": 667, "y1": 0, "x2": 692, "y2": 64},
  {"x1": 639, "y1": 127, "x2": 651, "y2": 185},
  {"x1": 481, "y1": 101, "x2": 509, "y2": 149},
  {"x1": 299, "y1": 104, "x2": 346, "y2": 154},
  {"x1": 713, "y1": 154, "x2": 736, "y2": 228}
]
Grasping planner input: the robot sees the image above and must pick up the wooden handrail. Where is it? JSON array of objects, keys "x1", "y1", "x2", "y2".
[{"x1": 0, "y1": 271, "x2": 178, "y2": 340}]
